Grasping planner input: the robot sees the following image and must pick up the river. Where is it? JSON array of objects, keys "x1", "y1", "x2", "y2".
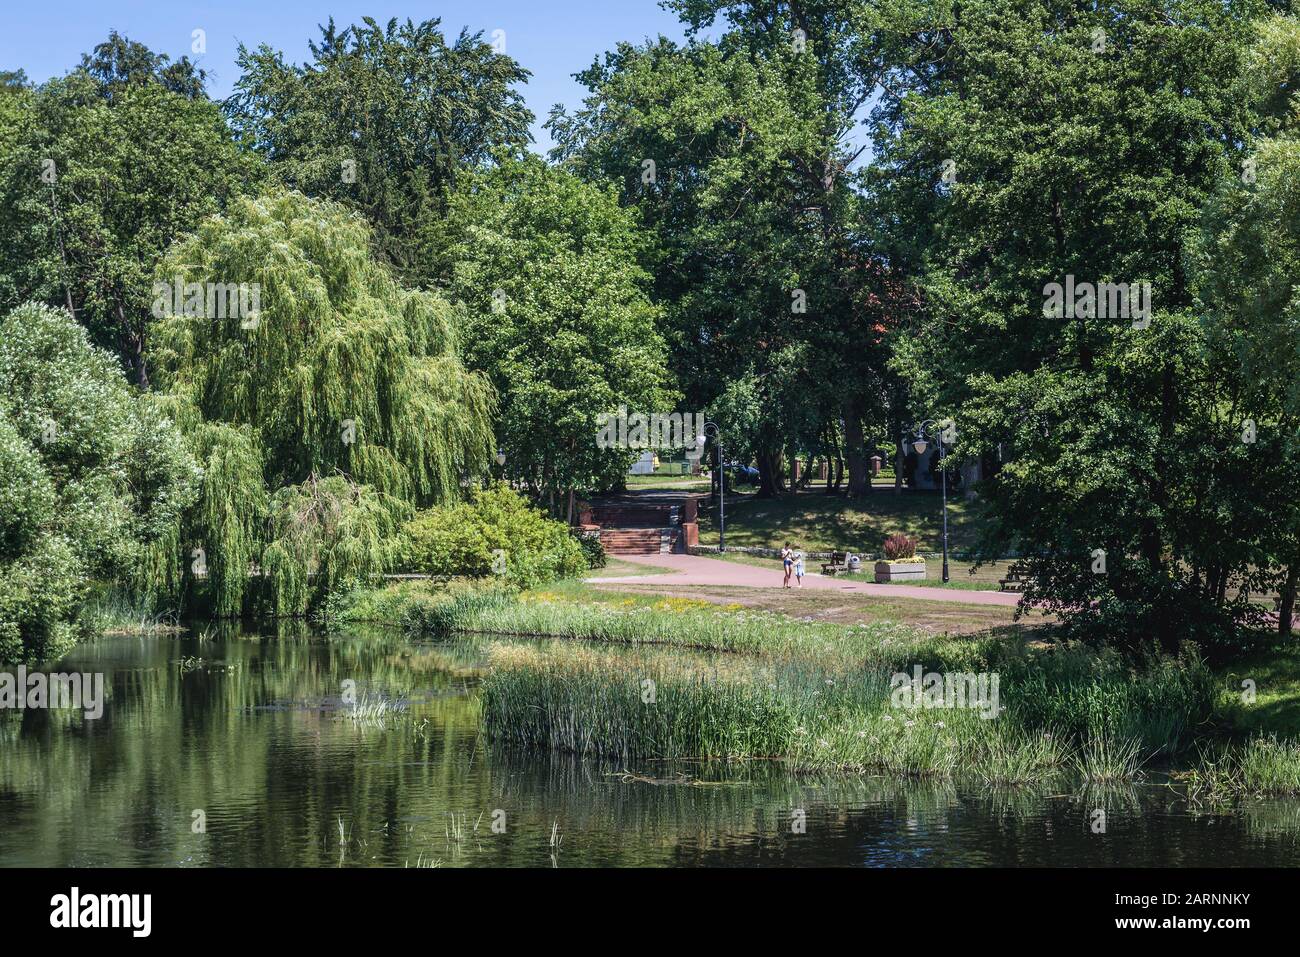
[{"x1": 2, "y1": 625, "x2": 1298, "y2": 867}]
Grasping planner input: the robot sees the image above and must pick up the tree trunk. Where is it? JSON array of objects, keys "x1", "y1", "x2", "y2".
[
  {"x1": 827, "y1": 427, "x2": 844, "y2": 491},
  {"x1": 119, "y1": 303, "x2": 149, "y2": 389},
  {"x1": 756, "y1": 441, "x2": 785, "y2": 498},
  {"x1": 798, "y1": 451, "x2": 814, "y2": 490},
  {"x1": 890, "y1": 381, "x2": 906, "y2": 495},
  {"x1": 842, "y1": 395, "x2": 869, "y2": 497},
  {"x1": 1280, "y1": 563, "x2": 1299, "y2": 637},
  {"x1": 49, "y1": 187, "x2": 77, "y2": 324}
]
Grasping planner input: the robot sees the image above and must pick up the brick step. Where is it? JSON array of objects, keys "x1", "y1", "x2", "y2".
[{"x1": 599, "y1": 527, "x2": 677, "y2": 556}]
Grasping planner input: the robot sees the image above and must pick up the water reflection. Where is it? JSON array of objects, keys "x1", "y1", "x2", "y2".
[{"x1": 1, "y1": 626, "x2": 1298, "y2": 867}]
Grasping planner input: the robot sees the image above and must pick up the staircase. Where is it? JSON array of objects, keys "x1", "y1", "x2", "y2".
[
  {"x1": 599, "y1": 527, "x2": 677, "y2": 556},
  {"x1": 583, "y1": 492, "x2": 702, "y2": 556}
]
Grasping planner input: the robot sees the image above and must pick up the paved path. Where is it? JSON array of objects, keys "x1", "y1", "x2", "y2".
[{"x1": 590, "y1": 553, "x2": 1024, "y2": 607}]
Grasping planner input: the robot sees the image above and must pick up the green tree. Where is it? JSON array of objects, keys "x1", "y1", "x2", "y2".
[
  {"x1": 150, "y1": 190, "x2": 496, "y2": 617},
  {"x1": 0, "y1": 40, "x2": 258, "y2": 384},
  {"x1": 432, "y1": 157, "x2": 672, "y2": 516},
  {"x1": 77, "y1": 30, "x2": 209, "y2": 101},
  {"x1": 227, "y1": 16, "x2": 533, "y2": 282},
  {"x1": 0, "y1": 303, "x2": 199, "y2": 661},
  {"x1": 551, "y1": 10, "x2": 909, "y2": 496},
  {"x1": 1192, "y1": 14, "x2": 1300, "y2": 635},
  {"x1": 877, "y1": 0, "x2": 1266, "y2": 649}
]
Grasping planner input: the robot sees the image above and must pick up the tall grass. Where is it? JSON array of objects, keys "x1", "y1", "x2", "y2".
[
  {"x1": 481, "y1": 641, "x2": 1075, "y2": 782},
  {"x1": 1186, "y1": 735, "x2": 1300, "y2": 800},
  {"x1": 380, "y1": 581, "x2": 1223, "y2": 785},
  {"x1": 481, "y1": 643, "x2": 797, "y2": 761},
  {"x1": 78, "y1": 584, "x2": 181, "y2": 637},
  {"x1": 996, "y1": 644, "x2": 1214, "y2": 757}
]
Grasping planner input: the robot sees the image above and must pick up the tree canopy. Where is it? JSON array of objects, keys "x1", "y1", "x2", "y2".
[
  {"x1": 0, "y1": 302, "x2": 197, "y2": 660},
  {"x1": 150, "y1": 189, "x2": 496, "y2": 616},
  {"x1": 227, "y1": 17, "x2": 534, "y2": 282},
  {"x1": 432, "y1": 156, "x2": 672, "y2": 514},
  {"x1": 0, "y1": 46, "x2": 258, "y2": 384}
]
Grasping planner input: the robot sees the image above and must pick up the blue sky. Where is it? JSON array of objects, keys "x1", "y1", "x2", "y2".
[{"x1": 0, "y1": 1, "x2": 706, "y2": 153}]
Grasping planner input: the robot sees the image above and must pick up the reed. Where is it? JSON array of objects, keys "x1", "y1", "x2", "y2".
[
  {"x1": 397, "y1": 583, "x2": 1217, "y2": 784},
  {"x1": 481, "y1": 641, "x2": 1075, "y2": 781},
  {"x1": 1186, "y1": 735, "x2": 1300, "y2": 799},
  {"x1": 481, "y1": 643, "x2": 797, "y2": 761}
]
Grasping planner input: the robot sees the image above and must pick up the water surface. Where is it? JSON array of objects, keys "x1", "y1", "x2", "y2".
[{"x1": 2, "y1": 626, "x2": 1297, "y2": 867}]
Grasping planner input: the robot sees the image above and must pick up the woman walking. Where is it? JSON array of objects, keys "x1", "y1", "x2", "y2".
[
  {"x1": 781, "y1": 542, "x2": 793, "y2": 588},
  {"x1": 793, "y1": 546, "x2": 805, "y2": 588}
]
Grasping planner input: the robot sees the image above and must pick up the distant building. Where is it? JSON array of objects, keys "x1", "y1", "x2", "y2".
[{"x1": 629, "y1": 450, "x2": 656, "y2": 475}]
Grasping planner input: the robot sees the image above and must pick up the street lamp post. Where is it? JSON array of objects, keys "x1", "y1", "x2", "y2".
[
  {"x1": 696, "y1": 422, "x2": 724, "y2": 553},
  {"x1": 904, "y1": 419, "x2": 950, "y2": 583}
]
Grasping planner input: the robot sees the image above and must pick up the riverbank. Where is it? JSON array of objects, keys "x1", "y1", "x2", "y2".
[{"x1": 325, "y1": 576, "x2": 1300, "y2": 797}]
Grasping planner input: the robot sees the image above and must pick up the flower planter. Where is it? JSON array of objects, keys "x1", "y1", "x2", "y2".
[{"x1": 874, "y1": 560, "x2": 927, "y2": 583}]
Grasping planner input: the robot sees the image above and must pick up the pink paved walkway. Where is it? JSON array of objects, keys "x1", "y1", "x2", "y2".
[{"x1": 590, "y1": 553, "x2": 1024, "y2": 607}]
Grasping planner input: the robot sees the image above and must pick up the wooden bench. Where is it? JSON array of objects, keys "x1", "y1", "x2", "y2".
[
  {"x1": 998, "y1": 561, "x2": 1036, "y2": 592},
  {"x1": 821, "y1": 551, "x2": 850, "y2": 576}
]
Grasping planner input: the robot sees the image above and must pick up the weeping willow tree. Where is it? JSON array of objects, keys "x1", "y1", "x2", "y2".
[
  {"x1": 150, "y1": 191, "x2": 496, "y2": 616},
  {"x1": 263, "y1": 476, "x2": 411, "y2": 617}
]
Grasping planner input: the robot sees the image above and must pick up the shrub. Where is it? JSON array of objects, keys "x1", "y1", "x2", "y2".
[
  {"x1": 575, "y1": 532, "x2": 607, "y2": 569},
  {"x1": 400, "y1": 483, "x2": 586, "y2": 588},
  {"x1": 883, "y1": 533, "x2": 918, "y2": 560},
  {"x1": 0, "y1": 303, "x2": 198, "y2": 661}
]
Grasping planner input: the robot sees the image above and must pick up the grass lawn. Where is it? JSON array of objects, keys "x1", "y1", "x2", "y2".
[
  {"x1": 623, "y1": 474, "x2": 712, "y2": 490},
  {"x1": 571, "y1": 577, "x2": 1034, "y2": 635},
  {"x1": 1215, "y1": 643, "x2": 1300, "y2": 739},
  {"x1": 698, "y1": 488, "x2": 986, "y2": 555},
  {"x1": 584, "y1": 557, "x2": 675, "y2": 578}
]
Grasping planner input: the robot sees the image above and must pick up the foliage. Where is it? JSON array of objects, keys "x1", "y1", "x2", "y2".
[
  {"x1": 400, "y1": 484, "x2": 587, "y2": 589},
  {"x1": 883, "y1": 533, "x2": 918, "y2": 561},
  {"x1": 77, "y1": 30, "x2": 209, "y2": 100},
  {"x1": 550, "y1": 5, "x2": 915, "y2": 496},
  {"x1": 149, "y1": 190, "x2": 496, "y2": 616},
  {"x1": 261, "y1": 475, "x2": 410, "y2": 617},
  {"x1": 0, "y1": 302, "x2": 198, "y2": 660},
  {"x1": 877, "y1": 0, "x2": 1269, "y2": 652},
  {"x1": 576, "y1": 532, "x2": 608, "y2": 570},
  {"x1": 0, "y1": 42, "x2": 258, "y2": 382},
  {"x1": 226, "y1": 16, "x2": 533, "y2": 282},
  {"x1": 1192, "y1": 54, "x2": 1300, "y2": 635},
  {"x1": 432, "y1": 156, "x2": 672, "y2": 511}
]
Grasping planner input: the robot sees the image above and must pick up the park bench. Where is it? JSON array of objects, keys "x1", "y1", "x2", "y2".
[
  {"x1": 998, "y1": 561, "x2": 1036, "y2": 592},
  {"x1": 821, "y1": 551, "x2": 850, "y2": 576}
]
